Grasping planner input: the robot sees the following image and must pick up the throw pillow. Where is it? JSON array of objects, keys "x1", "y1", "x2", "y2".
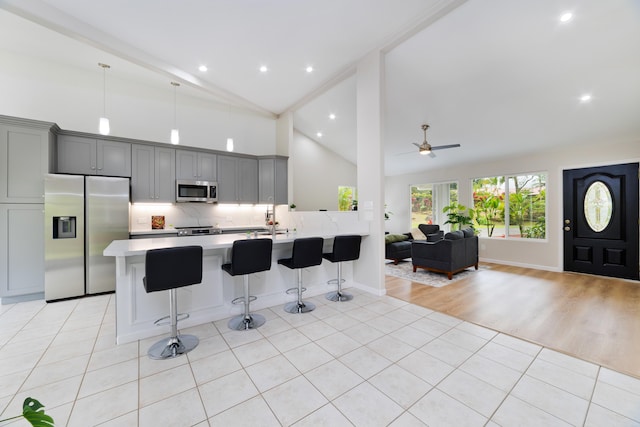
[
  {"x1": 385, "y1": 234, "x2": 409, "y2": 244},
  {"x1": 411, "y1": 227, "x2": 427, "y2": 241}
]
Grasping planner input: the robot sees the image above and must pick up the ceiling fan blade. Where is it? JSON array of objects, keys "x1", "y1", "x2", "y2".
[
  {"x1": 411, "y1": 142, "x2": 421, "y2": 148},
  {"x1": 428, "y1": 151, "x2": 436, "y2": 158},
  {"x1": 430, "y1": 144, "x2": 461, "y2": 151}
]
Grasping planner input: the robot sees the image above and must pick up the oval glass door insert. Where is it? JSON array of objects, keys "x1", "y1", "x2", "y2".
[{"x1": 584, "y1": 181, "x2": 613, "y2": 232}]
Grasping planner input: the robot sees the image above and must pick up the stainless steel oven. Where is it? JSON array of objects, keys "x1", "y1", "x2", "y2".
[{"x1": 176, "y1": 180, "x2": 217, "y2": 203}]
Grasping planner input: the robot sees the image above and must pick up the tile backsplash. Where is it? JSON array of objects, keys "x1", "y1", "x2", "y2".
[
  {"x1": 129, "y1": 203, "x2": 274, "y2": 231},
  {"x1": 129, "y1": 204, "x2": 368, "y2": 235}
]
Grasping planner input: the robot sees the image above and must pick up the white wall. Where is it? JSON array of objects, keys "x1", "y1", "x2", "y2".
[
  {"x1": 290, "y1": 129, "x2": 356, "y2": 211},
  {"x1": 0, "y1": 48, "x2": 276, "y2": 154},
  {"x1": 385, "y1": 138, "x2": 640, "y2": 271}
]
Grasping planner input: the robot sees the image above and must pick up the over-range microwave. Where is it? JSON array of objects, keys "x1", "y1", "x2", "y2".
[{"x1": 176, "y1": 180, "x2": 218, "y2": 203}]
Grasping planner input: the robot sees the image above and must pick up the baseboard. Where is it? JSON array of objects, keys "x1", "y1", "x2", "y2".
[
  {"x1": 0, "y1": 292, "x2": 44, "y2": 305},
  {"x1": 479, "y1": 257, "x2": 562, "y2": 272}
]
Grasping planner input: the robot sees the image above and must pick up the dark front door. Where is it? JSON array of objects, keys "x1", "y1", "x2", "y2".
[{"x1": 563, "y1": 162, "x2": 639, "y2": 280}]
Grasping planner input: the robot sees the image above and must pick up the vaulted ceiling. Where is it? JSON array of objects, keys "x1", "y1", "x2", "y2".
[{"x1": 2, "y1": 0, "x2": 639, "y2": 175}]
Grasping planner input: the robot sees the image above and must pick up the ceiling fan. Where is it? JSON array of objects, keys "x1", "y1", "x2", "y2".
[{"x1": 412, "y1": 124, "x2": 460, "y2": 157}]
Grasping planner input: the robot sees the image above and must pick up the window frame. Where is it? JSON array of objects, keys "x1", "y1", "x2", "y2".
[
  {"x1": 472, "y1": 171, "x2": 548, "y2": 241},
  {"x1": 409, "y1": 180, "x2": 459, "y2": 230}
]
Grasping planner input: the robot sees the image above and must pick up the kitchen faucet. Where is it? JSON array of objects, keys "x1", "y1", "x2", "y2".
[{"x1": 266, "y1": 197, "x2": 276, "y2": 236}]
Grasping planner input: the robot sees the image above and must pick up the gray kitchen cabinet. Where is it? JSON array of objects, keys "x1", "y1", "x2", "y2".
[
  {"x1": 259, "y1": 157, "x2": 288, "y2": 204},
  {"x1": 217, "y1": 155, "x2": 258, "y2": 203},
  {"x1": 176, "y1": 150, "x2": 217, "y2": 181},
  {"x1": 131, "y1": 144, "x2": 175, "y2": 203},
  {"x1": 0, "y1": 120, "x2": 52, "y2": 204},
  {"x1": 57, "y1": 135, "x2": 131, "y2": 177},
  {"x1": 0, "y1": 204, "x2": 44, "y2": 301}
]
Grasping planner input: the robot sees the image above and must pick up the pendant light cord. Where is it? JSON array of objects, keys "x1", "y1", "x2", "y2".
[
  {"x1": 98, "y1": 63, "x2": 110, "y2": 117},
  {"x1": 171, "y1": 81, "x2": 180, "y2": 128}
]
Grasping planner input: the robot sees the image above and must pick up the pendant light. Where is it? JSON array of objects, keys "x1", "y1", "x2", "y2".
[
  {"x1": 98, "y1": 63, "x2": 110, "y2": 135},
  {"x1": 226, "y1": 104, "x2": 234, "y2": 151},
  {"x1": 170, "y1": 81, "x2": 180, "y2": 145}
]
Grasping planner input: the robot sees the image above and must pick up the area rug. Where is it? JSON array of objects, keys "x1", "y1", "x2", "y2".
[{"x1": 384, "y1": 260, "x2": 473, "y2": 287}]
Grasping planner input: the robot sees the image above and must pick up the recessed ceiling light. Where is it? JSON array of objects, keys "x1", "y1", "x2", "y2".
[
  {"x1": 259, "y1": 65, "x2": 268, "y2": 73},
  {"x1": 316, "y1": 132, "x2": 322, "y2": 138},
  {"x1": 580, "y1": 94, "x2": 592, "y2": 102},
  {"x1": 329, "y1": 113, "x2": 336, "y2": 120},
  {"x1": 560, "y1": 12, "x2": 573, "y2": 22},
  {"x1": 198, "y1": 65, "x2": 208, "y2": 72},
  {"x1": 306, "y1": 66, "x2": 313, "y2": 73}
]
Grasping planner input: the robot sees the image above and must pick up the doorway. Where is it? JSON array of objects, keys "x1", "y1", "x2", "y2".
[{"x1": 563, "y1": 162, "x2": 639, "y2": 280}]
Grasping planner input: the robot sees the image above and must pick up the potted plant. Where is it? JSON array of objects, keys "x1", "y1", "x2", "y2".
[
  {"x1": 442, "y1": 202, "x2": 475, "y2": 231},
  {"x1": 289, "y1": 203, "x2": 296, "y2": 212}
]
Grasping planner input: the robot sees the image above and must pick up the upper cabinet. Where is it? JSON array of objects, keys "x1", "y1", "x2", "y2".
[
  {"x1": 258, "y1": 157, "x2": 288, "y2": 204},
  {"x1": 176, "y1": 150, "x2": 217, "y2": 181},
  {"x1": 56, "y1": 135, "x2": 131, "y2": 177},
  {"x1": 0, "y1": 119, "x2": 52, "y2": 203},
  {"x1": 131, "y1": 144, "x2": 175, "y2": 203},
  {"x1": 217, "y1": 155, "x2": 258, "y2": 203}
]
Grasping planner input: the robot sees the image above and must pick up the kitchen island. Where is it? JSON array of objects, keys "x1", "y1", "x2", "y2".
[{"x1": 104, "y1": 231, "x2": 369, "y2": 344}]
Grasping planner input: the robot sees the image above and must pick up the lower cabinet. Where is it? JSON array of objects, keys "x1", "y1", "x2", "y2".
[{"x1": 0, "y1": 204, "x2": 44, "y2": 300}]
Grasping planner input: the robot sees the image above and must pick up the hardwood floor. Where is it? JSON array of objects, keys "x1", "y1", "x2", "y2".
[{"x1": 385, "y1": 262, "x2": 640, "y2": 378}]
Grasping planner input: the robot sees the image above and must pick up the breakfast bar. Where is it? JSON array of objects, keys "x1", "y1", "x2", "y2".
[{"x1": 104, "y1": 231, "x2": 368, "y2": 344}]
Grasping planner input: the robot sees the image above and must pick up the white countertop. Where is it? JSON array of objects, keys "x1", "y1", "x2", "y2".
[{"x1": 105, "y1": 231, "x2": 366, "y2": 257}]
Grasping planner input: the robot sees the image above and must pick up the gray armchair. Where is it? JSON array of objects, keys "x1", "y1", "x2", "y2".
[
  {"x1": 411, "y1": 228, "x2": 478, "y2": 279},
  {"x1": 418, "y1": 224, "x2": 444, "y2": 242}
]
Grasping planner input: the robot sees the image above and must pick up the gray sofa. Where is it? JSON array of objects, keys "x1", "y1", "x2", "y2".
[
  {"x1": 385, "y1": 232, "x2": 413, "y2": 264},
  {"x1": 411, "y1": 227, "x2": 478, "y2": 279}
]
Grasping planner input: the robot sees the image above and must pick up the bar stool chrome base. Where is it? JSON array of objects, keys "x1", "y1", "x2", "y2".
[
  {"x1": 148, "y1": 334, "x2": 199, "y2": 360},
  {"x1": 284, "y1": 300, "x2": 316, "y2": 313},
  {"x1": 228, "y1": 313, "x2": 266, "y2": 330},
  {"x1": 326, "y1": 291, "x2": 353, "y2": 302},
  {"x1": 325, "y1": 262, "x2": 353, "y2": 302}
]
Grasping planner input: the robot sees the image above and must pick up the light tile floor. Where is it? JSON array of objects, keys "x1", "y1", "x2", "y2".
[{"x1": 1, "y1": 289, "x2": 640, "y2": 426}]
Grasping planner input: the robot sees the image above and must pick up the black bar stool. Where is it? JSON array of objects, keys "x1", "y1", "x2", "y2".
[
  {"x1": 143, "y1": 245, "x2": 203, "y2": 360},
  {"x1": 278, "y1": 237, "x2": 324, "y2": 313},
  {"x1": 323, "y1": 235, "x2": 362, "y2": 302},
  {"x1": 222, "y1": 238, "x2": 273, "y2": 330}
]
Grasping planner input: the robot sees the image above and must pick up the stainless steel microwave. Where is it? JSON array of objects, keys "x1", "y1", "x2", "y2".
[{"x1": 176, "y1": 180, "x2": 218, "y2": 203}]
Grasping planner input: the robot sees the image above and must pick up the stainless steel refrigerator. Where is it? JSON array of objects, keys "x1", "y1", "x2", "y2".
[{"x1": 45, "y1": 174, "x2": 129, "y2": 301}]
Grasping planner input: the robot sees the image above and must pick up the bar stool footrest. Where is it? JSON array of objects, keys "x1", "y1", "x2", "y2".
[
  {"x1": 285, "y1": 287, "x2": 307, "y2": 295},
  {"x1": 153, "y1": 313, "x2": 190, "y2": 326},
  {"x1": 231, "y1": 295, "x2": 257, "y2": 305},
  {"x1": 327, "y1": 278, "x2": 346, "y2": 286}
]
